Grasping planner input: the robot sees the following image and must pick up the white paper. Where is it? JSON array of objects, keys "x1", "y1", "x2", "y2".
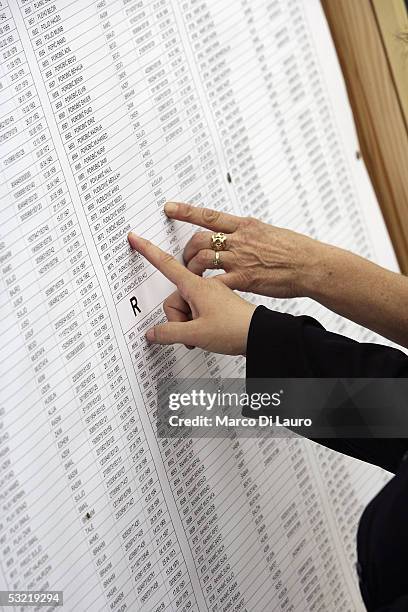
[{"x1": 0, "y1": 0, "x2": 396, "y2": 610}]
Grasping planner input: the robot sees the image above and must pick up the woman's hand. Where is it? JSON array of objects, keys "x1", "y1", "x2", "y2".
[
  {"x1": 128, "y1": 232, "x2": 257, "y2": 355},
  {"x1": 163, "y1": 201, "x2": 408, "y2": 349},
  {"x1": 164, "y1": 201, "x2": 322, "y2": 299}
]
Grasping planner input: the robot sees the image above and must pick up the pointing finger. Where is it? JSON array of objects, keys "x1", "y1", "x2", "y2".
[
  {"x1": 128, "y1": 232, "x2": 197, "y2": 291},
  {"x1": 164, "y1": 202, "x2": 240, "y2": 233}
]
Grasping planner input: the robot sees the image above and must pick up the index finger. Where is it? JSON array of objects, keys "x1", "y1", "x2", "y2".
[
  {"x1": 128, "y1": 232, "x2": 195, "y2": 288},
  {"x1": 164, "y1": 202, "x2": 240, "y2": 233}
]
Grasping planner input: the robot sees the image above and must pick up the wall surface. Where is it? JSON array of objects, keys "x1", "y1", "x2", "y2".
[{"x1": 321, "y1": 0, "x2": 408, "y2": 273}]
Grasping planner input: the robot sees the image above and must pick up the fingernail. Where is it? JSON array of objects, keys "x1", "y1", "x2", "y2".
[
  {"x1": 164, "y1": 202, "x2": 177, "y2": 216},
  {"x1": 145, "y1": 328, "x2": 155, "y2": 342}
]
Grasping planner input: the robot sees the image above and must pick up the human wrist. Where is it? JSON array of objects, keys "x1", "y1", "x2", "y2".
[
  {"x1": 296, "y1": 238, "x2": 334, "y2": 299},
  {"x1": 238, "y1": 301, "x2": 258, "y2": 356},
  {"x1": 305, "y1": 242, "x2": 351, "y2": 302}
]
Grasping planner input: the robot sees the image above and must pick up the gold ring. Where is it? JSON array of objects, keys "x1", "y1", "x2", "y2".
[
  {"x1": 213, "y1": 251, "x2": 222, "y2": 267},
  {"x1": 211, "y1": 232, "x2": 227, "y2": 251}
]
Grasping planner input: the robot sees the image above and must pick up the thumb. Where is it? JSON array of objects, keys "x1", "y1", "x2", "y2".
[{"x1": 146, "y1": 320, "x2": 199, "y2": 346}]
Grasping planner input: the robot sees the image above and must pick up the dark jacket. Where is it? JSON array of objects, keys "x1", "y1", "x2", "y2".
[{"x1": 245, "y1": 305, "x2": 408, "y2": 611}]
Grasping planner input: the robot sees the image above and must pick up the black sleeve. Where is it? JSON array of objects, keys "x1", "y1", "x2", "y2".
[
  {"x1": 245, "y1": 305, "x2": 408, "y2": 473},
  {"x1": 374, "y1": 595, "x2": 408, "y2": 611},
  {"x1": 246, "y1": 305, "x2": 408, "y2": 378}
]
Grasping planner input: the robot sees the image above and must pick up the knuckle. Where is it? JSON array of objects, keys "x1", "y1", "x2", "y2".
[
  {"x1": 227, "y1": 233, "x2": 235, "y2": 247},
  {"x1": 192, "y1": 231, "x2": 205, "y2": 246},
  {"x1": 159, "y1": 251, "x2": 174, "y2": 265},
  {"x1": 202, "y1": 208, "x2": 220, "y2": 224},
  {"x1": 141, "y1": 238, "x2": 153, "y2": 253},
  {"x1": 198, "y1": 250, "x2": 208, "y2": 265},
  {"x1": 179, "y1": 202, "x2": 193, "y2": 219},
  {"x1": 241, "y1": 215, "x2": 257, "y2": 228},
  {"x1": 182, "y1": 244, "x2": 192, "y2": 264}
]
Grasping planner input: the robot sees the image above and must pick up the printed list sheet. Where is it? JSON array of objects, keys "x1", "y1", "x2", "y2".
[{"x1": 0, "y1": 1, "x2": 398, "y2": 610}]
